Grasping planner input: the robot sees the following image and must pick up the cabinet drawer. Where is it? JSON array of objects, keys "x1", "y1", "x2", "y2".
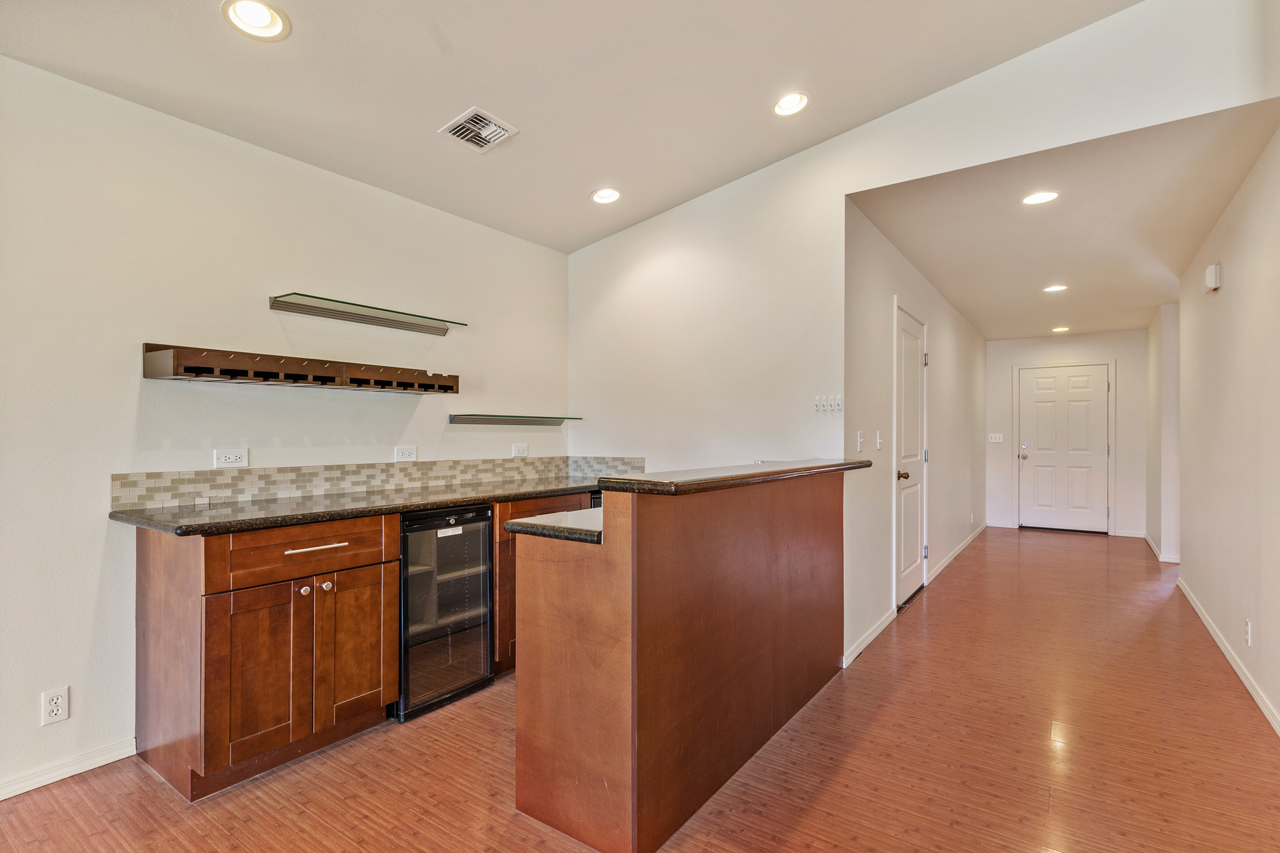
[
  {"x1": 225, "y1": 517, "x2": 386, "y2": 590},
  {"x1": 496, "y1": 492, "x2": 591, "y2": 542}
]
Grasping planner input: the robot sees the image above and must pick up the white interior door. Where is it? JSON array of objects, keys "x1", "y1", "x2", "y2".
[
  {"x1": 1017, "y1": 365, "x2": 1109, "y2": 532},
  {"x1": 895, "y1": 308, "x2": 926, "y2": 605}
]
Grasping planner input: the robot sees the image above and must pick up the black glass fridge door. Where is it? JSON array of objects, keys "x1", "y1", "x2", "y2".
[{"x1": 401, "y1": 516, "x2": 492, "y2": 718}]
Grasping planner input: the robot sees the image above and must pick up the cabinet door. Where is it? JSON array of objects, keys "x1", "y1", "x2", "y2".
[
  {"x1": 203, "y1": 579, "x2": 314, "y2": 775},
  {"x1": 494, "y1": 539, "x2": 517, "y2": 673},
  {"x1": 314, "y1": 561, "x2": 398, "y2": 731}
]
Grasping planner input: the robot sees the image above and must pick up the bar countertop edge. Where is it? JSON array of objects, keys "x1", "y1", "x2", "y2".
[
  {"x1": 504, "y1": 507, "x2": 604, "y2": 544},
  {"x1": 598, "y1": 458, "x2": 871, "y2": 496}
]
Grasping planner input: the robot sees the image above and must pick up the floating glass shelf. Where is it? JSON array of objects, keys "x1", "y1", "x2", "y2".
[
  {"x1": 269, "y1": 292, "x2": 467, "y2": 337},
  {"x1": 449, "y1": 414, "x2": 582, "y2": 426}
]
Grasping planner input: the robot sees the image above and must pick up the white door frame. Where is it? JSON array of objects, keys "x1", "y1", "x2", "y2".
[
  {"x1": 892, "y1": 297, "x2": 928, "y2": 605},
  {"x1": 1010, "y1": 360, "x2": 1117, "y2": 535}
]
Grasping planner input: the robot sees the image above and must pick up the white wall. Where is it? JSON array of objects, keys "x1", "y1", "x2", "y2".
[
  {"x1": 985, "y1": 331, "x2": 1147, "y2": 536},
  {"x1": 567, "y1": 0, "x2": 1280, "y2": 659},
  {"x1": 1178, "y1": 123, "x2": 1280, "y2": 735},
  {"x1": 844, "y1": 203, "x2": 985, "y2": 655},
  {"x1": 1146, "y1": 304, "x2": 1181, "y2": 561},
  {"x1": 0, "y1": 56, "x2": 570, "y2": 796}
]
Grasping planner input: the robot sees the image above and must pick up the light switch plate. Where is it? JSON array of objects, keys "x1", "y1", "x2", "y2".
[
  {"x1": 511, "y1": 443, "x2": 529, "y2": 458},
  {"x1": 988, "y1": 434, "x2": 1004, "y2": 443},
  {"x1": 214, "y1": 449, "x2": 248, "y2": 468}
]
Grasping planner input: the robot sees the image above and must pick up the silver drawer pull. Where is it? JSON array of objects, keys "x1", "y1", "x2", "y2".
[{"x1": 283, "y1": 541, "x2": 349, "y2": 555}]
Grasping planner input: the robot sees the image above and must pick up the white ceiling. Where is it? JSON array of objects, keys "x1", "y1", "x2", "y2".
[
  {"x1": 849, "y1": 99, "x2": 1280, "y2": 341},
  {"x1": 0, "y1": 1, "x2": 1139, "y2": 253}
]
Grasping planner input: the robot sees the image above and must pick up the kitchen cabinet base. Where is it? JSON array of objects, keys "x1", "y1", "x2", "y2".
[{"x1": 156, "y1": 708, "x2": 389, "y2": 801}]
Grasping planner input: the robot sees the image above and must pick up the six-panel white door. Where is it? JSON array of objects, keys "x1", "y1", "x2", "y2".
[
  {"x1": 1017, "y1": 365, "x2": 1109, "y2": 532},
  {"x1": 896, "y1": 308, "x2": 926, "y2": 605}
]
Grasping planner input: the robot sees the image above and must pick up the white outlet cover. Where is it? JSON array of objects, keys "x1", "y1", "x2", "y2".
[
  {"x1": 512, "y1": 443, "x2": 529, "y2": 457},
  {"x1": 214, "y1": 448, "x2": 249, "y2": 468},
  {"x1": 394, "y1": 446, "x2": 417, "y2": 462},
  {"x1": 41, "y1": 686, "x2": 69, "y2": 726}
]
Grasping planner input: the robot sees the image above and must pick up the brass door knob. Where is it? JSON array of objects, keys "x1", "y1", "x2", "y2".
[
  {"x1": 897, "y1": 471, "x2": 910, "y2": 480},
  {"x1": 1020, "y1": 454, "x2": 1028, "y2": 460}
]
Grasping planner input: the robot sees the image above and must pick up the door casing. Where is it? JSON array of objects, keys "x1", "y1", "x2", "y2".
[{"x1": 1010, "y1": 360, "x2": 1117, "y2": 535}]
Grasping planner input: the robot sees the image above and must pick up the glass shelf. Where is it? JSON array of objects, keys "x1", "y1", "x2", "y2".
[
  {"x1": 448, "y1": 414, "x2": 583, "y2": 426},
  {"x1": 269, "y1": 292, "x2": 467, "y2": 337}
]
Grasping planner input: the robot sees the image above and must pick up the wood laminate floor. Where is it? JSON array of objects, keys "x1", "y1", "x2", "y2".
[{"x1": 4, "y1": 528, "x2": 1280, "y2": 852}]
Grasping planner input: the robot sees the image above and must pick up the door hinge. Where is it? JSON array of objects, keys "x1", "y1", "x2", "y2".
[
  {"x1": 924, "y1": 353, "x2": 929, "y2": 367},
  {"x1": 924, "y1": 448, "x2": 928, "y2": 462},
  {"x1": 1107, "y1": 508, "x2": 1111, "y2": 518},
  {"x1": 1108, "y1": 381, "x2": 1111, "y2": 392},
  {"x1": 923, "y1": 545, "x2": 928, "y2": 559}
]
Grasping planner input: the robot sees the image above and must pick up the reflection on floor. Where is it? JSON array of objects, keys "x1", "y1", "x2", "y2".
[{"x1": 4, "y1": 528, "x2": 1279, "y2": 852}]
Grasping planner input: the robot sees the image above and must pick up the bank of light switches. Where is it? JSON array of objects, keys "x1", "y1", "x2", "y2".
[{"x1": 815, "y1": 395, "x2": 843, "y2": 413}]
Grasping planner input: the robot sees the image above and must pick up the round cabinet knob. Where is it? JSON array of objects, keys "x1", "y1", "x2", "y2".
[
  {"x1": 300, "y1": 586, "x2": 311, "y2": 595},
  {"x1": 897, "y1": 471, "x2": 910, "y2": 480},
  {"x1": 321, "y1": 581, "x2": 333, "y2": 591}
]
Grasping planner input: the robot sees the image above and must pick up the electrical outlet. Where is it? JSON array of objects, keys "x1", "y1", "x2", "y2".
[
  {"x1": 214, "y1": 448, "x2": 248, "y2": 468},
  {"x1": 511, "y1": 443, "x2": 529, "y2": 458},
  {"x1": 393, "y1": 446, "x2": 417, "y2": 462},
  {"x1": 988, "y1": 434, "x2": 1004, "y2": 443},
  {"x1": 1247, "y1": 620, "x2": 1252, "y2": 647},
  {"x1": 41, "y1": 686, "x2": 69, "y2": 726}
]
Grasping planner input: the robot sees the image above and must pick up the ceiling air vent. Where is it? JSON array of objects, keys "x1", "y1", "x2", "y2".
[{"x1": 438, "y1": 107, "x2": 518, "y2": 154}]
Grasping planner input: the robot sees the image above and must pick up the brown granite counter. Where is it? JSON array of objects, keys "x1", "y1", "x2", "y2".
[
  {"x1": 109, "y1": 476, "x2": 600, "y2": 536},
  {"x1": 598, "y1": 458, "x2": 870, "y2": 496},
  {"x1": 504, "y1": 507, "x2": 604, "y2": 544}
]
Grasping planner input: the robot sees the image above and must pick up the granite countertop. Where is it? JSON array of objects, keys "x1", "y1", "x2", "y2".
[
  {"x1": 110, "y1": 476, "x2": 601, "y2": 536},
  {"x1": 598, "y1": 458, "x2": 871, "y2": 496},
  {"x1": 504, "y1": 507, "x2": 604, "y2": 545}
]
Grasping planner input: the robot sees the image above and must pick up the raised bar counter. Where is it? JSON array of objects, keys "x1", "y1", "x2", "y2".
[{"x1": 510, "y1": 458, "x2": 870, "y2": 853}]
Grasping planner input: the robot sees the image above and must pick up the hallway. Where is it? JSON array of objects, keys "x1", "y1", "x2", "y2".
[{"x1": 3, "y1": 529, "x2": 1278, "y2": 851}]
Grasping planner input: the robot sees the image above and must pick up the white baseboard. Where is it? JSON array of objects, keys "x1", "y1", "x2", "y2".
[
  {"x1": 1176, "y1": 578, "x2": 1280, "y2": 739},
  {"x1": 985, "y1": 521, "x2": 1018, "y2": 529},
  {"x1": 843, "y1": 608, "x2": 896, "y2": 668},
  {"x1": 1115, "y1": 529, "x2": 1145, "y2": 539},
  {"x1": 0, "y1": 738, "x2": 136, "y2": 802},
  {"x1": 927, "y1": 524, "x2": 986, "y2": 583},
  {"x1": 1145, "y1": 535, "x2": 1181, "y2": 564}
]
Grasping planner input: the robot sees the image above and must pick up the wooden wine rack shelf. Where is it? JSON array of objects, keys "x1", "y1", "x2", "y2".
[{"x1": 142, "y1": 344, "x2": 459, "y2": 395}]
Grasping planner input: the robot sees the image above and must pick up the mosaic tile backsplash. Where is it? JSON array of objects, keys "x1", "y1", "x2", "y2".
[{"x1": 112, "y1": 455, "x2": 645, "y2": 511}]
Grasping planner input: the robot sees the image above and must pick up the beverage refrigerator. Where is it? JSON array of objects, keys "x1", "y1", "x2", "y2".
[{"x1": 397, "y1": 505, "x2": 494, "y2": 721}]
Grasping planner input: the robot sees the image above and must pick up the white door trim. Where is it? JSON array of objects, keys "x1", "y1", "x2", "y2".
[
  {"x1": 1011, "y1": 360, "x2": 1117, "y2": 535},
  {"x1": 892, "y1": 296, "x2": 928, "y2": 606}
]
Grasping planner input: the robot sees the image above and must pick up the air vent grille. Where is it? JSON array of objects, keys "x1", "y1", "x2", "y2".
[{"x1": 438, "y1": 107, "x2": 518, "y2": 153}]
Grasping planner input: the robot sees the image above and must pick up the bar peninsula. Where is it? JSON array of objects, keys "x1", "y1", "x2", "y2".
[{"x1": 506, "y1": 458, "x2": 871, "y2": 853}]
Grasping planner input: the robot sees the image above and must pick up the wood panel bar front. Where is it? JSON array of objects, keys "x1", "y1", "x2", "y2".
[{"x1": 513, "y1": 470, "x2": 847, "y2": 853}]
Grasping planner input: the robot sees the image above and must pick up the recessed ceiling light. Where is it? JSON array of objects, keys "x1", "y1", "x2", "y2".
[
  {"x1": 1044, "y1": 285, "x2": 1068, "y2": 292},
  {"x1": 1052, "y1": 327, "x2": 1069, "y2": 333},
  {"x1": 591, "y1": 188, "x2": 621, "y2": 204},
  {"x1": 774, "y1": 92, "x2": 810, "y2": 116},
  {"x1": 221, "y1": 0, "x2": 291, "y2": 41},
  {"x1": 1023, "y1": 191, "x2": 1059, "y2": 205}
]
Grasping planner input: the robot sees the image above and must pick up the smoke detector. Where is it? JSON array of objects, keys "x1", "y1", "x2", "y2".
[{"x1": 438, "y1": 108, "x2": 518, "y2": 153}]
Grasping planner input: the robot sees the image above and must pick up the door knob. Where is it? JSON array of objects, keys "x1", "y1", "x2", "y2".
[
  {"x1": 1020, "y1": 454, "x2": 1028, "y2": 460},
  {"x1": 897, "y1": 471, "x2": 910, "y2": 480},
  {"x1": 321, "y1": 581, "x2": 333, "y2": 591}
]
